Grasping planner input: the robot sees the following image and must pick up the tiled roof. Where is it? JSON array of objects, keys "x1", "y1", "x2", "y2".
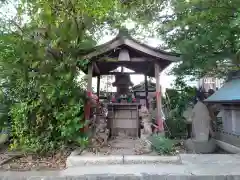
[{"x1": 205, "y1": 78, "x2": 240, "y2": 103}]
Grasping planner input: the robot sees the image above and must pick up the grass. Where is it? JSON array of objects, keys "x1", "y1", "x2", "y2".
[{"x1": 148, "y1": 134, "x2": 176, "y2": 155}]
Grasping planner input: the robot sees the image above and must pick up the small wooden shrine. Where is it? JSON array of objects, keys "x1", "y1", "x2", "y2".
[
  {"x1": 82, "y1": 29, "x2": 181, "y2": 137},
  {"x1": 205, "y1": 71, "x2": 240, "y2": 153}
]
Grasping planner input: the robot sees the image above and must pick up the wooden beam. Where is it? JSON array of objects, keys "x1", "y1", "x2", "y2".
[
  {"x1": 131, "y1": 58, "x2": 150, "y2": 62},
  {"x1": 145, "y1": 75, "x2": 149, "y2": 109},
  {"x1": 97, "y1": 75, "x2": 100, "y2": 98},
  {"x1": 93, "y1": 62, "x2": 100, "y2": 74},
  {"x1": 97, "y1": 57, "x2": 153, "y2": 62},
  {"x1": 102, "y1": 72, "x2": 139, "y2": 75},
  {"x1": 92, "y1": 72, "x2": 157, "y2": 77},
  {"x1": 145, "y1": 62, "x2": 153, "y2": 74},
  {"x1": 155, "y1": 63, "x2": 164, "y2": 133}
]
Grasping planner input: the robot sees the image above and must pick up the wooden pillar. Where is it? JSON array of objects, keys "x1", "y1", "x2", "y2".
[
  {"x1": 121, "y1": 66, "x2": 124, "y2": 73},
  {"x1": 155, "y1": 63, "x2": 164, "y2": 132},
  {"x1": 97, "y1": 75, "x2": 100, "y2": 99},
  {"x1": 87, "y1": 63, "x2": 93, "y2": 95},
  {"x1": 83, "y1": 63, "x2": 93, "y2": 132},
  {"x1": 144, "y1": 75, "x2": 149, "y2": 109}
]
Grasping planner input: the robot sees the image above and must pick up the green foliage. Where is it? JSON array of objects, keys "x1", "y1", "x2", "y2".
[
  {"x1": 116, "y1": 0, "x2": 240, "y2": 78},
  {"x1": 0, "y1": 0, "x2": 123, "y2": 153},
  {"x1": 0, "y1": 90, "x2": 10, "y2": 130},
  {"x1": 149, "y1": 134, "x2": 175, "y2": 155},
  {"x1": 0, "y1": 31, "x2": 90, "y2": 153},
  {"x1": 0, "y1": 0, "x2": 164, "y2": 154},
  {"x1": 157, "y1": 0, "x2": 240, "y2": 78},
  {"x1": 165, "y1": 81, "x2": 196, "y2": 139}
]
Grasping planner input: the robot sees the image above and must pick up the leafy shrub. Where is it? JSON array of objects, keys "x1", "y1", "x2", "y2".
[
  {"x1": 0, "y1": 89, "x2": 11, "y2": 132},
  {"x1": 164, "y1": 86, "x2": 197, "y2": 139},
  {"x1": 149, "y1": 134, "x2": 175, "y2": 155},
  {"x1": 165, "y1": 116, "x2": 187, "y2": 139},
  {"x1": 0, "y1": 31, "x2": 92, "y2": 154}
]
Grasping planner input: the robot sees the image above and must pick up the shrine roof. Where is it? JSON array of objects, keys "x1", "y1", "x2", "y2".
[
  {"x1": 84, "y1": 33, "x2": 181, "y2": 61},
  {"x1": 205, "y1": 71, "x2": 240, "y2": 104},
  {"x1": 81, "y1": 31, "x2": 181, "y2": 77}
]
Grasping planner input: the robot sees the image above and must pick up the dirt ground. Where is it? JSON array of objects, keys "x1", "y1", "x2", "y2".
[
  {"x1": 0, "y1": 145, "x2": 69, "y2": 171},
  {"x1": 82, "y1": 132, "x2": 158, "y2": 156},
  {"x1": 0, "y1": 112, "x2": 187, "y2": 170},
  {"x1": 80, "y1": 112, "x2": 186, "y2": 156}
]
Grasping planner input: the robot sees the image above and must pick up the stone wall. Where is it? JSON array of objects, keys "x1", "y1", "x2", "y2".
[{"x1": 219, "y1": 106, "x2": 240, "y2": 136}]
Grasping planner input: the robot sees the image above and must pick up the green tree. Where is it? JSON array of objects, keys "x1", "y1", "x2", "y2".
[
  {"x1": 0, "y1": 0, "x2": 123, "y2": 153},
  {"x1": 116, "y1": 0, "x2": 240, "y2": 78},
  {"x1": 0, "y1": 0, "x2": 165, "y2": 153},
  {"x1": 156, "y1": 0, "x2": 240, "y2": 78}
]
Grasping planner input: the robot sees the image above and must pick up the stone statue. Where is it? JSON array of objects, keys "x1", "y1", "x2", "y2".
[
  {"x1": 191, "y1": 100, "x2": 211, "y2": 141},
  {"x1": 183, "y1": 105, "x2": 194, "y2": 138},
  {"x1": 184, "y1": 89, "x2": 216, "y2": 153}
]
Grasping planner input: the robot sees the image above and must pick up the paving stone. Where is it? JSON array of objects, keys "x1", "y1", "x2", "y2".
[
  {"x1": 66, "y1": 155, "x2": 123, "y2": 167},
  {"x1": 164, "y1": 176, "x2": 190, "y2": 180},
  {"x1": 226, "y1": 176, "x2": 240, "y2": 180},
  {"x1": 114, "y1": 175, "x2": 141, "y2": 180},
  {"x1": 123, "y1": 155, "x2": 180, "y2": 165},
  {"x1": 65, "y1": 176, "x2": 88, "y2": 180},
  {"x1": 1, "y1": 175, "x2": 240, "y2": 180},
  {"x1": 146, "y1": 174, "x2": 167, "y2": 180},
  {"x1": 188, "y1": 176, "x2": 227, "y2": 180}
]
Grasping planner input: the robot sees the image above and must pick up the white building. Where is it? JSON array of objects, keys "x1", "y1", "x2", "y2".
[{"x1": 198, "y1": 77, "x2": 224, "y2": 92}]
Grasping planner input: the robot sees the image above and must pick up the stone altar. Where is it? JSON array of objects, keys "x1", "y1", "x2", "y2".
[
  {"x1": 107, "y1": 73, "x2": 141, "y2": 138},
  {"x1": 107, "y1": 103, "x2": 141, "y2": 138}
]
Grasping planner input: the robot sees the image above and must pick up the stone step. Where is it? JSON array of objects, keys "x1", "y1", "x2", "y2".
[{"x1": 66, "y1": 155, "x2": 181, "y2": 167}]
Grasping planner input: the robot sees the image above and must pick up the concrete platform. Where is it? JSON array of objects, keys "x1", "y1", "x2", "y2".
[
  {"x1": 66, "y1": 153, "x2": 240, "y2": 167},
  {"x1": 2, "y1": 163, "x2": 240, "y2": 180},
  {"x1": 66, "y1": 155, "x2": 181, "y2": 167},
  {"x1": 2, "y1": 154, "x2": 240, "y2": 179},
  {"x1": 62, "y1": 163, "x2": 240, "y2": 176}
]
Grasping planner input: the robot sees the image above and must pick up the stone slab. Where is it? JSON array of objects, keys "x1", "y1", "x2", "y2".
[
  {"x1": 2, "y1": 162, "x2": 240, "y2": 179},
  {"x1": 4, "y1": 154, "x2": 240, "y2": 179},
  {"x1": 62, "y1": 164, "x2": 191, "y2": 176},
  {"x1": 67, "y1": 153, "x2": 240, "y2": 168},
  {"x1": 1, "y1": 174, "x2": 240, "y2": 180},
  {"x1": 216, "y1": 139, "x2": 240, "y2": 153},
  {"x1": 123, "y1": 155, "x2": 181, "y2": 164},
  {"x1": 62, "y1": 163, "x2": 240, "y2": 176},
  {"x1": 66, "y1": 155, "x2": 123, "y2": 167},
  {"x1": 179, "y1": 154, "x2": 240, "y2": 165},
  {"x1": 66, "y1": 155, "x2": 181, "y2": 167}
]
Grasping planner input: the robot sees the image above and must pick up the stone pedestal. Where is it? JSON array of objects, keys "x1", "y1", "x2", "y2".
[{"x1": 184, "y1": 138, "x2": 216, "y2": 153}]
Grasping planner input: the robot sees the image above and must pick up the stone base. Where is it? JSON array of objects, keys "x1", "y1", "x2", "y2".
[
  {"x1": 184, "y1": 138, "x2": 216, "y2": 153},
  {"x1": 215, "y1": 140, "x2": 240, "y2": 154},
  {"x1": 66, "y1": 155, "x2": 181, "y2": 167}
]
